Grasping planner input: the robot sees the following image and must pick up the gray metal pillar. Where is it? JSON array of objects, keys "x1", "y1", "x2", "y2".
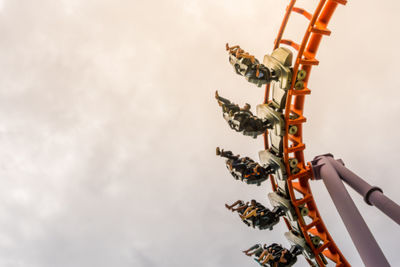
[
  {"x1": 311, "y1": 154, "x2": 390, "y2": 267},
  {"x1": 329, "y1": 158, "x2": 400, "y2": 225}
]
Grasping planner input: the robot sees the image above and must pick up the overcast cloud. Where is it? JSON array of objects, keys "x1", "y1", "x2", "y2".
[{"x1": 0, "y1": 0, "x2": 398, "y2": 266}]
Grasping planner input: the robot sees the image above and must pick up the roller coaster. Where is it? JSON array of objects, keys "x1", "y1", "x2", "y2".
[{"x1": 215, "y1": 1, "x2": 400, "y2": 266}]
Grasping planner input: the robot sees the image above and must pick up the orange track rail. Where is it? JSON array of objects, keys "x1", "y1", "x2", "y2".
[{"x1": 264, "y1": 1, "x2": 350, "y2": 266}]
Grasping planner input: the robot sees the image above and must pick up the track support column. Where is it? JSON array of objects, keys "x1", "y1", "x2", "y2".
[
  {"x1": 329, "y1": 158, "x2": 400, "y2": 225},
  {"x1": 311, "y1": 154, "x2": 390, "y2": 267}
]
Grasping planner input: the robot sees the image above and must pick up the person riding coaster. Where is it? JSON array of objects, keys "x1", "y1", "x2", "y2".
[
  {"x1": 243, "y1": 243, "x2": 303, "y2": 267},
  {"x1": 216, "y1": 147, "x2": 274, "y2": 185},
  {"x1": 225, "y1": 199, "x2": 284, "y2": 230},
  {"x1": 215, "y1": 91, "x2": 272, "y2": 138},
  {"x1": 226, "y1": 43, "x2": 279, "y2": 87}
]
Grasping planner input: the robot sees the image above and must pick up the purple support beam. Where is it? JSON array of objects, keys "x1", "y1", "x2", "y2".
[
  {"x1": 369, "y1": 192, "x2": 400, "y2": 225},
  {"x1": 311, "y1": 154, "x2": 390, "y2": 267},
  {"x1": 329, "y1": 158, "x2": 400, "y2": 225}
]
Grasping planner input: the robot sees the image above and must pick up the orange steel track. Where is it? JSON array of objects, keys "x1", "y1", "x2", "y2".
[{"x1": 263, "y1": 0, "x2": 350, "y2": 266}]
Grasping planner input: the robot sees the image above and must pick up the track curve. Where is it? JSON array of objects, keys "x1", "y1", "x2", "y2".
[{"x1": 264, "y1": 1, "x2": 350, "y2": 266}]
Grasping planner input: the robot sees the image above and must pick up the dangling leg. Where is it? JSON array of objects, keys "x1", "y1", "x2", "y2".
[
  {"x1": 257, "y1": 249, "x2": 268, "y2": 262},
  {"x1": 243, "y1": 244, "x2": 262, "y2": 256},
  {"x1": 225, "y1": 200, "x2": 243, "y2": 210},
  {"x1": 232, "y1": 202, "x2": 249, "y2": 212},
  {"x1": 226, "y1": 43, "x2": 241, "y2": 52},
  {"x1": 240, "y1": 208, "x2": 258, "y2": 220},
  {"x1": 260, "y1": 253, "x2": 275, "y2": 265},
  {"x1": 240, "y1": 206, "x2": 255, "y2": 219}
]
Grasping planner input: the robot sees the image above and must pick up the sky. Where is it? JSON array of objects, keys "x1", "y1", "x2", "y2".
[{"x1": 0, "y1": 0, "x2": 399, "y2": 266}]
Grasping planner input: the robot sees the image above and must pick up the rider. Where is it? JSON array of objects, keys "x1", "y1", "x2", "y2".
[
  {"x1": 226, "y1": 43, "x2": 278, "y2": 87},
  {"x1": 215, "y1": 91, "x2": 272, "y2": 138},
  {"x1": 216, "y1": 147, "x2": 273, "y2": 185},
  {"x1": 244, "y1": 243, "x2": 303, "y2": 267},
  {"x1": 225, "y1": 199, "x2": 284, "y2": 230}
]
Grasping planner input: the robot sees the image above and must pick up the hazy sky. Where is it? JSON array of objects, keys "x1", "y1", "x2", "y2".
[{"x1": 0, "y1": 0, "x2": 398, "y2": 266}]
